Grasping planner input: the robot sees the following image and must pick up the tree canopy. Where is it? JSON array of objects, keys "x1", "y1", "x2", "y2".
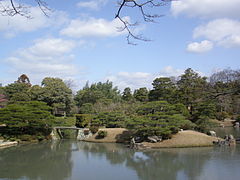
[
  {"x1": 1, "y1": 67, "x2": 240, "y2": 140},
  {"x1": 0, "y1": 101, "x2": 55, "y2": 137}
]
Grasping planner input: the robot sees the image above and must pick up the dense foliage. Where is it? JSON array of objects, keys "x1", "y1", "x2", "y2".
[
  {"x1": 0, "y1": 101, "x2": 55, "y2": 140},
  {"x1": 0, "y1": 68, "x2": 239, "y2": 141}
]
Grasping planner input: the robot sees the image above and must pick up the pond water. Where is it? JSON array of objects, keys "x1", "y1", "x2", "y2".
[{"x1": 1, "y1": 128, "x2": 240, "y2": 180}]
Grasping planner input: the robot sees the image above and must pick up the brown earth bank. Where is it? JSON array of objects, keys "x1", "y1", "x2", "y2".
[
  {"x1": 84, "y1": 128, "x2": 221, "y2": 148},
  {"x1": 142, "y1": 130, "x2": 221, "y2": 148},
  {"x1": 84, "y1": 128, "x2": 131, "y2": 143}
]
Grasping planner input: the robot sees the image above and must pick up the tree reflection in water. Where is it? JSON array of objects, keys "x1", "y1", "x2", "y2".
[
  {"x1": 0, "y1": 140, "x2": 73, "y2": 180},
  {"x1": 1, "y1": 141, "x2": 238, "y2": 180},
  {"x1": 78, "y1": 142, "x2": 212, "y2": 180}
]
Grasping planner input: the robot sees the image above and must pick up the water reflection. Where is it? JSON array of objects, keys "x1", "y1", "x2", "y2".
[
  {"x1": 0, "y1": 141, "x2": 73, "y2": 180},
  {"x1": 77, "y1": 142, "x2": 214, "y2": 180},
  {"x1": 78, "y1": 143, "x2": 240, "y2": 180},
  {"x1": 214, "y1": 127, "x2": 240, "y2": 138},
  {"x1": 1, "y1": 140, "x2": 240, "y2": 180}
]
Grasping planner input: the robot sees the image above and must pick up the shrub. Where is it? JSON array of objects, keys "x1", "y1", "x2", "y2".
[
  {"x1": 89, "y1": 126, "x2": 99, "y2": 134},
  {"x1": 37, "y1": 135, "x2": 45, "y2": 141},
  {"x1": 79, "y1": 103, "x2": 94, "y2": 114},
  {"x1": 93, "y1": 112, "x2": 126, "y2": 128},
  {"x1": 75, "y1": 114, "x2": 92, "y2": 128},
  {"x1": 236, "y1": 115, "x2": 240, "y2": 122},
  {"x1": 0, "y1": 101, "x2": 55, "y2": 137},
  {"x1": 195, "y1": 116, "x2": 216, "y2": 133},
  {"x1": 180, "y1": 120, "x2": 196, "y2": 130},
  {"x1": 96, "y1": 130, "x2": 107, "y2": 139},
  {"x1": 135, "y1": 127, "x2": 172, "y2": 140},
  {"x1": 9, "y1": 137, "x2": 17, "y2": 141},
  {"x1": 19, "y1": 134, "x2": 34, "y2": 141},
  {"x1": 215, "y1": 112, "x2": 229, "y2": 121}
]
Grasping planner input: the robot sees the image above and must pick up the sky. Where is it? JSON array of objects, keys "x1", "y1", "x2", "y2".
[{"x1": 0, "y1": 0, "x2": 240, "y2": 91}]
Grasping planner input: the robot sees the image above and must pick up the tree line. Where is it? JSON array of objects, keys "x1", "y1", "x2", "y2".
[{"x1": 0, "y1": 68, "x2": 240, "y2": 141}]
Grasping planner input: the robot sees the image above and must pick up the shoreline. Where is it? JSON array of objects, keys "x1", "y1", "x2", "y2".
[
  {"x1": 0, "y1": 141, "x2": 18, "y2": 148},
  {"x1": 84, "y1": 128, "x2": 221, "y2": 148},
  {"x1": 0, "y1": 128, "x2": 225, "y2": 149}
]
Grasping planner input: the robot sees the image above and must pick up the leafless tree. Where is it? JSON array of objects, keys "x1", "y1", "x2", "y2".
[{"x1": 210, "y1": 69, "x2": 240, "y2": 85}]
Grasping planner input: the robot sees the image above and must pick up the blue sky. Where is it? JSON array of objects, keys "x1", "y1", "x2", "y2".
[{"x1": 0, "y1": 0, "x2": 240, "y2": 90}]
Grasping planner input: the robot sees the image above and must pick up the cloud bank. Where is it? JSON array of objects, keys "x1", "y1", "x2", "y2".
[{"x1": 5, "y1": 38, "x2": 79, "y2": 84}]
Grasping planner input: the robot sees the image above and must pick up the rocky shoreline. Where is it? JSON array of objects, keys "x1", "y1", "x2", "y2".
[{"x1": 0, "y1": 140, "x2": 18, "y2": 148}]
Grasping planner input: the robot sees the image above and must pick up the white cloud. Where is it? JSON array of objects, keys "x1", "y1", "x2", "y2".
[
  {"x1": 77, "y1": 0, "x2": 108, "y2": 10},
  {"x1": 60, "y1": 17, "x2": 128, "y2": 38},
  {"x1": 27, "y1": 38, "x2": 76, "y2": 57},
  {"x1": 0, "y1": 1, "x2": 68, "y2": 37},
  {"x1": 193, "y1": 19, "x2": 240, "y2": 48},
  {"x1": 105, "y1": 72, "x2": 155, "y2": 91},
  {"x1": 187, "y1": 40, "x2": 213, "y2": 53},
  {"x1": 219, "y1": 35, "x2": 240, "y2": 48},
  {"x1": 159, "y1": 66, "x2": 185, "y2": 77},
  {"x1": 105, "y1": 67, "x2": 185, "y2": 91},
  {"x1": 171, "y1": 1, "x2": 240, "y2": 51},
  {"x1": 171, "y1": 0, "x2": 240, "y2": 19},
  {"x1": 4, "y1": 38, "x2": 80, "y2": 84}
]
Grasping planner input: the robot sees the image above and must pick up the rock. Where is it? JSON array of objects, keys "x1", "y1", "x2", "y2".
[
  {"x1": 134, "y1": 136, "x2": 142, "y2": 143},
  {"x1": 129, "y1": 138, "x2": 135, "y2": 149},
  {"x1": 214, "y1": 134, "x2": 236, "y2": 146},
  {"x1": 147, "y1": 136, "x2": 162, "y2": 143},
  {"x1": 235, "y1": 122, "x2": 239, "y2": 127},
  {"x1": 209, "y1": 131, "x2": 216, "y2": 137},
  {"x1": 229, "y1": 134, "x2": 234, "y2": 140},
  {"x1": 0, "y1": 141, "x2": 18, "y2": 148},
  {"x1": 148, "y1": 137, "x2": 157, "y2": 143},
  {"x1": 129, "y1": 138, "x2": 149, "y2": 149}
]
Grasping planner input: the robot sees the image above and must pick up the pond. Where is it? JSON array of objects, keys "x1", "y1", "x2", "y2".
[{"x1": 1, "y1": 128, "x2": 240, "y2": 180}]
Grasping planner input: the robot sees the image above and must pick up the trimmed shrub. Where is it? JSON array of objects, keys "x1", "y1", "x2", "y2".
[
  {"x1": 135, "y1": 127, "x2": 172, "y2": 140},
  {"x1": 19, "y1": 134, "x2": 34, "y2": 141},
  {"x1": 75, "y1": 114, "x2": 92, "y2": 128},
  {"x1": 89, "y1": 126, "x2": 99, "y2": 134},
  {"x1": 215, "y1": 112, "x2": 229, "y2": 121},
  {"x1": 93, "y1": 112, "x2": 126, "y2": 128},
  {"x1": 96, "y1": 130, "x2": 107, "y2": 139},
  {"x1": 236, "y1": 115, "x2": 240, "y2": 122}
]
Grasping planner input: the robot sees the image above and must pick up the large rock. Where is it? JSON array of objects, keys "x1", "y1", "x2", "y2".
[
  {"x1": 147, "y1": 136, "x2": 162, "y2": 143},
  {"x1": 0, "y1": 141, "x2": 18, "y2": 148},
  {"x1": 209, "y1": 131, "x2": 216, "y2": 137}
]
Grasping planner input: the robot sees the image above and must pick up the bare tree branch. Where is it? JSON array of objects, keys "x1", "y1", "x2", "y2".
[
  {"x1": 115, "y1": 0, "x2": 171, "y2": 44},
  {"x1": 0, "y1": 0, "x2": 171, "y2": 44},
  {"x1": 0, "y1": 0, "x2": 50, "y2": 18},
  {"x1": 35, "y1": 0, "x2": 51, "y2": 17}
]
